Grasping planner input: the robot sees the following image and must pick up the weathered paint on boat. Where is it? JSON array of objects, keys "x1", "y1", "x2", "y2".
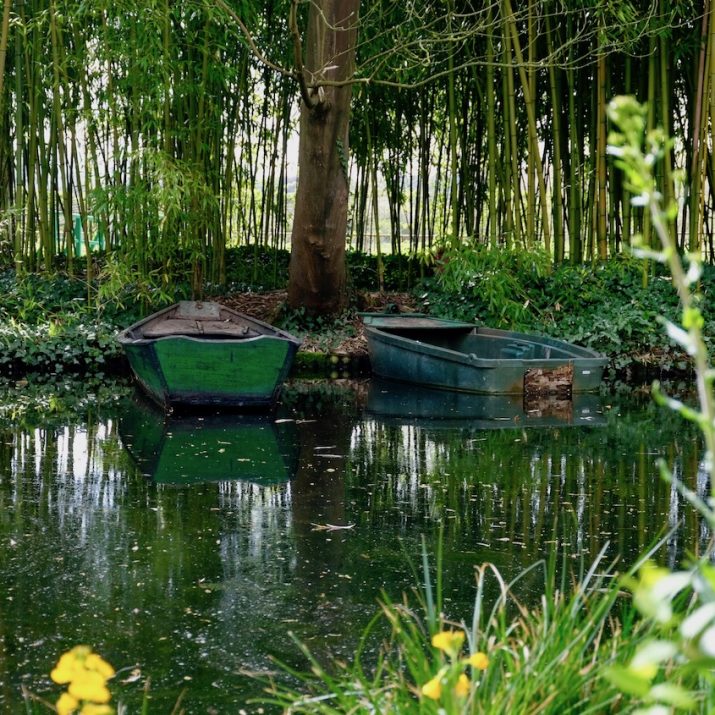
[
  {"x1": 117, "y1": 301, "x2": 301, "y2": 409},
  {"x1": 361, "y1": 313, "x2": 607, "y2": 395},
  {"x1": 119, "y1": 396, "x2": 299, "y2": 485}
]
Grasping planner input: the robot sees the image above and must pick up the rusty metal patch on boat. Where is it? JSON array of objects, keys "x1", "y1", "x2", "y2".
[{"x1": 524, "y1": 363, "x2": 573, "y2": 397}]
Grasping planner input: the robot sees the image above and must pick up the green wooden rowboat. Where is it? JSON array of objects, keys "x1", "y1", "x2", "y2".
[
  {"x1": 117, "y1": 301, "x2": 301, "y2": 409},
  {"x1": 361, "y1": 313, "x2": 607, "y2": 395},
  {"x1": 119, "y1": 395, "x2": 299, "y2": 486}
]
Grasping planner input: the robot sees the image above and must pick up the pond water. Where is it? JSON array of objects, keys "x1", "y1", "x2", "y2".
[{"x1": 0, "y1": 377, "x2": 707, "y2": 713}]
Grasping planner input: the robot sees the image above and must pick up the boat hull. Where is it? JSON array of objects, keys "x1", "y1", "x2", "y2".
[
  {"x1": 117, "y1": 302, "x2": 300, "y2": 409},
  {"x1": 123, "y1": 336, "x2": 298, "y2": 408},
  {"x1": 362, "y1": 315, "x2": 607, "y2": 395}
]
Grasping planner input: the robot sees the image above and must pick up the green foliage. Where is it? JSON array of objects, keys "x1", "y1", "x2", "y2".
[
  {"x1": 0, "y1": 271, "x2": 131, "y2": 375},
  {"x1": 604, "y1": 96, "x2": 715, "y2": 714},
  {"x1": 607, "y1": 559, "x2": 715, "y2": 713},
  {"x1": 0, "y1": 317, "x2": 122, "y2": 374},
  {"x1": 424, "y1": 242, "x2": 552, "y2": 328},
  {"x1": 0, "y1": 271, "x2": 88, "y2": 322}
]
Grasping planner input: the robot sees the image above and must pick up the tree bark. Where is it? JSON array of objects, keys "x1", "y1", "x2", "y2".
[{"x1": 287, "y1": 0, "x2": 359, "y2": 316}]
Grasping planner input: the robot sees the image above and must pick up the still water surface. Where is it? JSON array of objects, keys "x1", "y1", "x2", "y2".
[{"x1": 0, "y1": 378, "x2": 706, "y2": 712}]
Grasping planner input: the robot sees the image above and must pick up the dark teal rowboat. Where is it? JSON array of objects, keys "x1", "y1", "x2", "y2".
[
  {"x1": 117, "y1": 301, "x2": 301, "y2": 410},
  {"x1": 361, "y1": 314, "x2": 607, "y2": 395}
]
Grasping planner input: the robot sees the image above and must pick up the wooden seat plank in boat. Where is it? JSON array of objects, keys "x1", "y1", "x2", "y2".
[
  {"x1": 142, "y1": 319, "x2": 250, "y2": 339},
  {"x1": 200, "y1": 320, "x2": 252, "y2": 337}
]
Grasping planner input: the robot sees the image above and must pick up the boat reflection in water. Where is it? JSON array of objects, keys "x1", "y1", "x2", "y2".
[
  {"x1": 366, "y1": 378, "x2": 605, "y2": 428},
  {"x1": 119, "y1": 394, "x2": 300, "y2": 486}
]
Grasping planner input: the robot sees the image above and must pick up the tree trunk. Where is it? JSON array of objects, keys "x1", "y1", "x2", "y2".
[{"x1": 287, "y1": 0, "x2": 358, "y2": 316}]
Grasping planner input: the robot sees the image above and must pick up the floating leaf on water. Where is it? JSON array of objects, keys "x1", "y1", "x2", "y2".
[
  {"x1": 120, "y1": 668, "x2": 142, "y2": 684},
  {"x1": 311, "y1": 523, "x2": 356, "y2": 532}
]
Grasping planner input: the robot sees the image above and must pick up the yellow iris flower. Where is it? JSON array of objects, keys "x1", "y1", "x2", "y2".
[
  {"x1": 56, "y1": 691, "x2": 80, "y2": 715},
  {"x1": 421, "y1": 674, "x2": 443, "y2": 700},
  {"x1": 80, "y1": 705, "x2": 114, "y2": 715},
  {"x1": 431, "y1": 630, "x2": 465, "y2": 656},
  {"x1": 455, "y1": 673, "x2": 470, "y2": 697},
  {"x1": 468, "y1": 651, "x2": 489, "y2": 670},
  {"x1": 51, "y1": 646, "x2": 92, "y2": 684},
  {"x1": 84, "y1": 654, "x2": 115, "y2": 680},
  {"x1": 51, "y1": 646, "x2": 115, "y2": 714},
  {"x1": 68, "y1": 670, "x2": 111, "y2": 704}
]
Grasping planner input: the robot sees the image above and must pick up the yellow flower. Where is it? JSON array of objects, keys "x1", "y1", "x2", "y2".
[
  {"x1": 431, "y1": 630, "x2": 465, "y2": 656},
  {"x1": 51, "y1": 646, "x2": 114, "y2": 685},
  {"x1": 56, "y1": 691, "x2": 79, "y2": 715},
  {"x1": 68, "y1": 670, "x2": 111, "y2": 704},
  {"x1": 455, "y1": 673, "x2": 470, "y2": 697},
  {"x1": 421, "y1": 674, "x2": 442, "y2": 700},
  {"x1": 80, "y1": 705, "x2": 114, "y2": 715},
  {"x1": 51, "y1": 646, "x2": 99, "y2": 684},
  {"x1": 84, "y1": 654, "x2": 115, "y2": 680},
  {"x1": 468, "y1": 652, "x2": 489, "y2": 670}
]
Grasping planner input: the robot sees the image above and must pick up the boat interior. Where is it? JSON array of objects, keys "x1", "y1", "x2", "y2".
[
  {"x1": 135, "y1": 302, "x2": 265, "y2": 340},
  {"x1": 380, "y1": 326, "x2": 577, "y2": 360}
]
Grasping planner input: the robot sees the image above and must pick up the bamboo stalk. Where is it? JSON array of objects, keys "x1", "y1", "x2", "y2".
[
  {"x1": 446, "y1": 0, "x2": 459, "y2": 245},
  {"x1": 14, "y1": 0, "x2": 24, "y2": 274},
  {"x1": 689, "y1": 0, "x2": 710, "y2": 252},
  {"x1": 595, "y1": 28, "x2": 608, "y2": 260},
  {"x1": 23, "y1": 3, "x2": 39, "y2": 272},
  {"x1": 503, "y1": 12, "x2": 518, "y2": 247},
  {"x1": 486, "y1": 4, "x2": 497, "y2": 248},
  {"x1": 0, "y1": 0, "x2": 11, "y2": 106},
  {"x1": 622, "y1": 56, "x2": 632, "y2": 245},
  {"x1": 660, "y1": 8, "x2": 675, "y2": 242},
  {"x1": 566, "y1": 13, "x2": 581, "y2": 262},
  {"x1": 526, "y1": 0, "x2": 536, "y2": 247},
  {"x1": 366, "y1": 119, "x2": 384, "y2": 291},
  {"x1": 546, "y1": 11, "x2": 564, "y2": 263},
  {"x1": 504, "y1": 0, "x2": 551, "y2": 254}
]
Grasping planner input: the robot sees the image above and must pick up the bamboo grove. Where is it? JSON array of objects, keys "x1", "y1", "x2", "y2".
[{"x1": 0, "y1": 0, "x2": 711, "y2": 296}]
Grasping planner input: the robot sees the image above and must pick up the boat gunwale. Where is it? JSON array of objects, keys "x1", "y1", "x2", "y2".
[{"x1": 118, "y1": 332, "x2": 298, "y2": 347}]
